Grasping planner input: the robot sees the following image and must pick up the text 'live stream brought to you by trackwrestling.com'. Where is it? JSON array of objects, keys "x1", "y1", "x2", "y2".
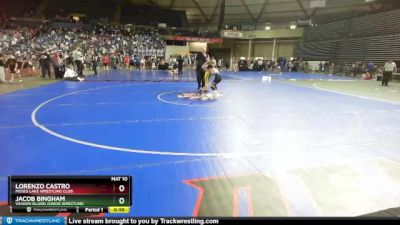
[{"x1": 67, "y1": 218, "x2": 220, "y2": 225}]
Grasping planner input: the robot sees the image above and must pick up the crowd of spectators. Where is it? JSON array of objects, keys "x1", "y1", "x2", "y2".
[
  {"x1": 0, "y1": 22, "x2": 167, "y2": 81},
  {"x1": 338, "y1": 61, "x2": 384, "y2": 79},
  {"x1": 235, "y1": 57, "x2": 293, "y2": 73}
]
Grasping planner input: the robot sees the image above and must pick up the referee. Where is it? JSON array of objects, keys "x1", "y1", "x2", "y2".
[
  {"x1": 195, "y1": 48, "x2": 208, "y2": 90},
  {"x1": 73, "y1": 48, "x2": 84, "y2": 77},
  {"x1": 382, "y1": 59, "x2": 397, "y2": 86}
]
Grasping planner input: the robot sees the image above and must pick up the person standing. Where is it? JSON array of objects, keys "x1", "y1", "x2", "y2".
[
  {"x1": 52, "y1": 52, "x2": 63, "y2": 79},
  {"x1": 217, "y1": 59, "x2": 222, "y2": 69},
  {"x1": 366, "y1": 61, "x2": 375, "y2": 73},
  {"x1": 130, "y1": 54, "x2": 135, "y2": 70},
  {"x1": 140, "y1": 57, "x2": 146, "y2": 70},
  {"x1": 39, "y1": 50, "x2": 51, "y2": 79},
  {"x1": 329, "y1": 62, "x2": 334, "y2": 75},
  {"x1": 382, "y1": 59, "x2": 397, "y2": 86},
  {"x1": 319, "y1": 62, "x2": 323, "y2": 72},
  {"x1": 0, "y1": 53, "x2": 6, "y2": 83},
  {"x1": 7, "y1": 55, "x2": 22, "y2": 83},
  {"x1": 195, "y1": 48, "x2": 208, "y2": 90},
  {"x1": 92, "y1": 53, "x2": 99, "y2": 75},
  {"x1": 177, "y1": 55, "x2": 184, "y2": 75},
  {"x1": 16, "y1": 55, "x2": 24, "y2": 82},
  {"x1": 23, "y1": 56, "x2": 33, "y2": 77},
  {"x1": 324, "y1": 62, "x2": 329, "y2": 74},
  {"x1": 151, "y1": 58, "x2": 157, "y2": 70},
  {"x1": 73, "y1": 48, "x2": 84, "y2": 77},
  {"x1": 210, "y1": 57, "x2": 217, "y2": 68},
  {"x1": 124, "y1": 55, "x2": 130, "y2": 70},
  {"x1": 102, "y1": 54, "x2": 110, "y2": 71},
  {"x1": 66, "y1": 53, "x2": 74, "y2": 66}
]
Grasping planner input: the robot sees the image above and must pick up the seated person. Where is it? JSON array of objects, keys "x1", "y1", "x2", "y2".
[
  {"x1": 151, "y1": 60, "x2": 157, "y2": 70},
  {"x1": 374, "y1": 66, "x2": 383, "y2": 80},
  {"x1": 238, "y1": 59, "x2": 247, "y2": 71},
  {"x1": 168, "y1": 62, "x2": 178, "y2": 75},
  {"x1": 362, "y1": 71, "x2": 372, "y2": 80},
  {"x1": 158, "y1": 59, "x2": 169, "y2": 70}
]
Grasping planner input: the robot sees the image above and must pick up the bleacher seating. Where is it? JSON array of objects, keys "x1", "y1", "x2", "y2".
[
  {"x1": 295, "y1": 40, "x2": 337, "y2": 62},
  {"x1": 297, "y1": 9, "x2": 400, "y2": 65},
  {"x1": 349, "y1": 10, "x2": 400, "y2": 38},
  {"x1": 0, "y1": 0, "x2": 41, "y2": 18},
  {"x1": 121, "y1": 4, "x2": 185, "y2": 27},
  {"x1": 44, "y1": 0, "x2": 117, "y2": 21},
  {"x1": 303, "y1": 20, "x2": 347, "y2": 42}
]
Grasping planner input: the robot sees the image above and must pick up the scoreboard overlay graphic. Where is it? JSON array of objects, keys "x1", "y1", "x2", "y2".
[{"x1": 7, "y1": 176, "x2": 132, "y2": 214}]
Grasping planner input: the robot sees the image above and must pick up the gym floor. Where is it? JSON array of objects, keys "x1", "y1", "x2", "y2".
[{"x1": 1, "y1": 70, "x2": 400, "y2": 217}]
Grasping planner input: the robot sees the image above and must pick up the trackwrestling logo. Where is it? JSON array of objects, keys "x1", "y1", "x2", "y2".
[{"x1": 2, "y1": 217, "x2": 64, "y2": 225}]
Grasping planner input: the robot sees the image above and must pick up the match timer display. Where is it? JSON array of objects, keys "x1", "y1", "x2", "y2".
[{"x1": 8, "y1": 176, "x2": 132, "y2": 213}]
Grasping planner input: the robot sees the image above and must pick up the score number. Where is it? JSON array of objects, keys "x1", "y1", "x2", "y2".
[
  {"x1": 117, "y1": 184, "x2": 127, "y2": 205},
  {"x1": 111, "y1": 176, "x2": 130, "y2": 205}
]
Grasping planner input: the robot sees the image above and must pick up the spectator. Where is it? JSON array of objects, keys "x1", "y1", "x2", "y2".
[
  {"x1": 366, "y1": 61, "x2": 375, "y2": 73},
  {"x1": 362, "y1": 71, "x2": 372, "y2": 80},
  {"x1": 217, "y1": 59, "x2": 222, "y2": 69},
  {"x1": 158, "y1": 58, "x2": 168, "y2": 70},
  {"x1": 374, "y1": 65, "x2": 383, "y2": 80},
  {"x1": 52, "y1": 52, "x2": 64, "y2": 79},
  {"x1": 102, "y1": 54, "x2": 110, "y2": 70},
  {"x1": 39, "y1": 50, "x2": 51, "y2": 79},
  {"x1": 0, "y1": 53, "x2": 5, "y2": 83},
  {"x1": 177, "y1": 55, "x2": 184, "y2": 75},
  {"x1": 140, "y1": 57, "x2": 146, "y2": 70},
  {"x1": 6, "y1": 55, "x2": 23, "y2": 83},
  {"x1": 210, "y1": 57, "x2": 217, "y2": 67},
  {"x1": 124, "y1": 55, "x2": 130, "y2": 70},
  {"x1": 92, "y1": 53, "x2": 99, "y2": 75},
  {"x1": 328, "y1": 62, "x2": 334, "y2": 75}
]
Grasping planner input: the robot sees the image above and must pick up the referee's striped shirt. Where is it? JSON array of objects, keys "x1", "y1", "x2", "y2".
[{"x1": 383, "y1": 62, "x2": 397, "y2": 72}]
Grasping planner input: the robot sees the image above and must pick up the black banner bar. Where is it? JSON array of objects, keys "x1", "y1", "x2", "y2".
[
  {"x1": 11, "y1": 207, "x2": 79, "y2": 213},
  {"x1": 9, "y1": 176, "x2": 131, "y2": 183},
  {"x1": 66, "y1": 217, "x2": 400, "y2": 225}
]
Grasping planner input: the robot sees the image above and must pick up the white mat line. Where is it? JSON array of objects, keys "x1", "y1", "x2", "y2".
[{"x1": 312, "y1": 82, "x2": 400, "y2": 105}]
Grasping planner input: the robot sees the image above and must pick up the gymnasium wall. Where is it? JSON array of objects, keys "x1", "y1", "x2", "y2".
[
  {"x1": 188, "y1": 42, "x2": 207, "y2": 52},
  {"x1": 208, "y1": 29, "x2": 302, "y2": 60},
  {"x1": 165, "y1": 45, "x2": 190, "y2": 59},
  {"x1": 209, "y1": 39, "x2": 298, "y2": 60}
]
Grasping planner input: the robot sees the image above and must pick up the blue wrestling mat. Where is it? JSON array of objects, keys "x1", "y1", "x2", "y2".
[{"x1": 1, "y1": 70, "x2": 399, "y2": 217}]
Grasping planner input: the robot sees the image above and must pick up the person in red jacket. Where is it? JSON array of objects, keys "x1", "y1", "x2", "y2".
[
  {"x1": 124, "y1": 55, "x2": 130, "y2": 70},
  {"x1": 102, "y1": 54, "x2": 110, "y2": 71}
]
